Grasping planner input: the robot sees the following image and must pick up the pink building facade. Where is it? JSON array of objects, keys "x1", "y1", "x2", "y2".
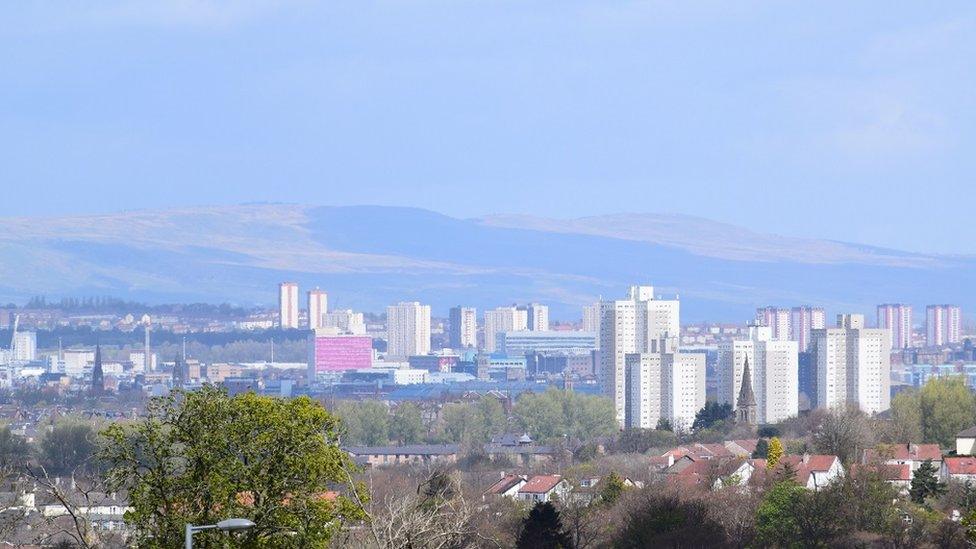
[{"x1": 308, "y1": 333, "x2": 373, "y2": 374}]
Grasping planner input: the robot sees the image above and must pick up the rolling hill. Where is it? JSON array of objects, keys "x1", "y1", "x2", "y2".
[{"x1": 0, "y1": 204, "x2": 970, "y2": 321}]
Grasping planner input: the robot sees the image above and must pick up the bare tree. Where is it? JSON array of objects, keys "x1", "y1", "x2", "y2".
[{"x1": 26, "y1": 463, "x2": 128, "y2": 549}]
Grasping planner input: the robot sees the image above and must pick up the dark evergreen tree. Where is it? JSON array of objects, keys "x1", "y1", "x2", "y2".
[
  {"x1": 752, "y1": 438, "x2": 770, "y2": 459},
  {"x1": 910, "y1": 459, "x2": 947, "y2": 505},
  {"x1": 656, "y1": 417, "x2": 673, "y2": 432},
  {"x1": 517, "y1": 502, "x2": 571, "y2": 549},
  {"x1": 692, "y1": 401, "x2": 732, "y2": 431}
]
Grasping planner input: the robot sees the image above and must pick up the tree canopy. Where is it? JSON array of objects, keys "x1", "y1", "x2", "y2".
[{"x1": 99, "y1": 386, "x2": 366, "y2": 548}]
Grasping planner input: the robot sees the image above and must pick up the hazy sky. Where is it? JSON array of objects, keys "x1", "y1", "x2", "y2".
[{"x1": 2, "y1": 2, "x2": 974, "y2": 253}]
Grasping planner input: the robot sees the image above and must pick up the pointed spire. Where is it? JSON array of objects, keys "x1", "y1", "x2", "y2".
[
  {"x1": 91, "y1": 341, "x2": 104, "y2": 396},
  {"x1": 737, "y1": 356, "x2": 756, "y2": 407}
]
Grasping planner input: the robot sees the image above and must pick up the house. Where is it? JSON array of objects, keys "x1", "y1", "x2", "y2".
[
  {"x1": 758, "y1": 455, "x2": 845, "y2": 490},
  {"x1": 484, "y1": 433, "x2": 558, "y2": 466},
  {"x1": 483, "y1": 474, "x2": 527, "y2": 500},
  {"x1": 663, "y1": 456, "x2": 750, "y2": 490},
  {"x1": 725, "y1": 439, "x2": 760, "y2": 457},
  {"x1": 849, "y1": 463, "x2": 912, "y2": 494},
  {"x1": 516, "y1": 475, "x2": 571, "y2": 503},
  {"x1": 862, "y1": 443, "x2": 942, "y2": 481},
  {"x1": 941, "y1": 457, "x2": 976, "y2": 482},
  {"x1": 957, "y1": 427, "x2": 976, "y2": 455},
  {"x1": 661, "y1": 443, "x2": 734, "y2": 461},
  {"x1": 344, "y1": 444, "x2": 459, "y2": 467}
]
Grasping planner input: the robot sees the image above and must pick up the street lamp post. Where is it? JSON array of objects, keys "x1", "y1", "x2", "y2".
[{"x1": 184, "y1": 518, "x2": 256, "y2": 549}]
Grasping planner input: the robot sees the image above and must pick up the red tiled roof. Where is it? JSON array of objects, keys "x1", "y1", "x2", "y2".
[
  {"x1": 945, "y1": 457, "x2": 976, "y2": 475},
  {"x1": 519, "y1": 475, "x2": 563, "y2": 494},
  {"x1": 864, "y1": 444, "x2": 942, "y2": 463},
  {"x1": 776, "y1": 454, "x2": 837, "y2": 473}
]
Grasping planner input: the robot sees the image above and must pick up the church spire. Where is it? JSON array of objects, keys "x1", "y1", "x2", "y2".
[
  {"x1": 736, "y1": 356, "x2": 757, "y2": 425},
  {"x1": 90, "y1": 341, "x2": 104, "y2": 397}
]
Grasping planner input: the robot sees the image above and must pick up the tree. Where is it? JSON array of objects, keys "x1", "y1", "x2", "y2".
[
  {"x1": 909, "y1": 459, "x2": 946, "y2": 505},
  {"x1": 335, "y1": 400, "x2": 389, "y2": 446},
  {"x1": 517, "y1": 502, "x2": 571, "y2": 549},
  {"x1": 612, "y1": 489, "x2": 724, "y2": 548},
  {"x1": 752, "y1": 439, "x2": 769, "y2": 459},
  {"x1": 612, "y1": 428, "x2": 677, "y2": 454},
  {"x1": 692, "y1": 401, "x2": 732, "y2": 431},
  {"x1": 389, "y1": 402, "x2": 424, "y2": 444},
  {"x1": 656, "y1": 418, "x2": 673, "y2": 432},
  {"x1": 39, "y1": 418, "x2": 97, "y2": 475},
  {"x1": 920, "y1": 378, "x2": 976, "y2": 448},
  {"x1": 514, "y1": 390, "x2": 616, "y2": 442},
  {"x1": 439, "y1": 395, "x2": 508, "y2": 444},
  {"x1": 766, "y1": 437, "x2": 784, "y2": 470},
  {"x1": 754, "y1": 481, "x2": 804, "y2": 546},
  {"x1": 99, "y1": 386, "x2": 367, "y2": 548},
  {"x1": 600, "y1": 471, "x2": 626, "y2": 506},
  {"x1": 0, "y1": 424, "x2": 29, "y2": 472},
  {"x1": 887, "y1": 390, "x2": 923, "y2": 443},
  {"x1": 812, "y1": 405, "x2": 871, "y2": 464}
]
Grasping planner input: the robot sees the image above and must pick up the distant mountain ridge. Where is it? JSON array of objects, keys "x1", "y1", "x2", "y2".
[{"x1": 0, "y1": 204, "x2": 970, "y2": 321}]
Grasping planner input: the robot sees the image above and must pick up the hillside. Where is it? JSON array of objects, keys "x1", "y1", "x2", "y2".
[{"x1": 0, "y1": 204, "x2": 970, "y2": 321}]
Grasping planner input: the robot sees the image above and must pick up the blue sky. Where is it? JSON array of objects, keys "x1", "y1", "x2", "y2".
[{"x1": 1, "y1": 1, "x2": 974, "y2": 253}]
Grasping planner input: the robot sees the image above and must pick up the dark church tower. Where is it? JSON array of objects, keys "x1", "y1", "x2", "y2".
[
  {"x1": 172, "y1": 355, "x2": 186, "y2": 388},
  {"x1": 736, "y1": 356, "x2": 757, "y2": 426},
  {"x1": 90, "y1": 343, "x2": 104, "y2": 396}
]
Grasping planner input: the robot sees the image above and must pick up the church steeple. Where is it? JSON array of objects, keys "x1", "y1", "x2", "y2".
[
  {"x1": 736, "y1": 356, "x2": 757, "y2": 425},
  {"x1": 90, "y1": 342, "x2": 104, "y2": 397}
]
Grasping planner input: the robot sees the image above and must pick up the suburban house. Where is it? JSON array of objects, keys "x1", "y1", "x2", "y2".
[
  {"x1": 344, "y1": 444, "x2": 459, "y2": 467},
  {"x1": 663, "y1": 455, "x2": 751, "y2": 489},
  {"x1": 957, "y1": 427, "x2": 976, "y2": 455},
  {"x1": 515, "y1": 474, "x2": 571, "y2": 503},
  {"x1": 756, "y1": 454, "x2": 845, "y2": 490},
  {"x1": 850, "y1": 463, "x2": 912, "y2": 494},
  {"x1": 482, "y1": 474, "x2": 527, "y2": 500},
  {"x1": 862, "y1": 443, "x2": 942, "y2": 480},
  {"x1": 482, "y1": 473, "x2": 571, "y2": 503},
  {"x1": 941, "y1": 457, "x2": 976, "y2": 483}
]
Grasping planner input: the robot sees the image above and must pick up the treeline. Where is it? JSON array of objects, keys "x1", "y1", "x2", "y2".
[
  {"x1": 19, "y1": 296, "x2": 256, "y2": 317},
  {"x1": 333, "y1": 389, "x2": 617, "y2": 448}
]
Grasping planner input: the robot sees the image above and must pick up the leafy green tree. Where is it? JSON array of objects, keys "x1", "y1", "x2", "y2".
[
  {"x1": 831, "y1": 464, "x2": 898, "y2": 532},
  {"x1": 655, "y1": 418, "x2": 672, "y2": 432},
  {"x1": 754, "y1": 481, "x2": 804, "y2": 546},
  {"x1": 766, "y1": 437, "x2": 784, "y2": 470},
  {"x1": 0, "y1": 424, "x2": 29, "y2": 472},
  {"x1": 600, "y1": 471, "x2": 626, "y2": 506},
  {"x1": 514, "y1": 390, "x2": 616, "y2": 441},
  {"x1": 39, "y1": 418, "x2": 97, "y2": 475},
  {"x1": 692, "y1": 401, "x2": 732, "y2": 431},
  {"x1": 335, "y1": 400, "x2": 389, "y2": 446},
  {"x1": 388, "y1": 402, "x2": 423, "y2": 444},
  {"x1": 887, "y1": 390, "x2": 923, "y2": 443},
  {"x1": 439, "y1": 395, "x2": 508, "y2": 444},
  {"x1": 920, "y1": 378, "x2": 976, "y2": 447},
  {"x1": 99, "y1": 386, "x2": 367, "y2": 548},
  {"x1": 909, "y1": 459, "x2": 947, "y2": 505},
  {"x1": 516, "y1": 502, "x2": 572, "y2": 549},
  {"x1": 752, "y1": 439, "x2": 769, "y2": 459}
]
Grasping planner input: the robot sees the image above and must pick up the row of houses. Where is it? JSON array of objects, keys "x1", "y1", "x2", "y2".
[{"x1": 345, "y1": 433, "x2": 560, "y2": 468}]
